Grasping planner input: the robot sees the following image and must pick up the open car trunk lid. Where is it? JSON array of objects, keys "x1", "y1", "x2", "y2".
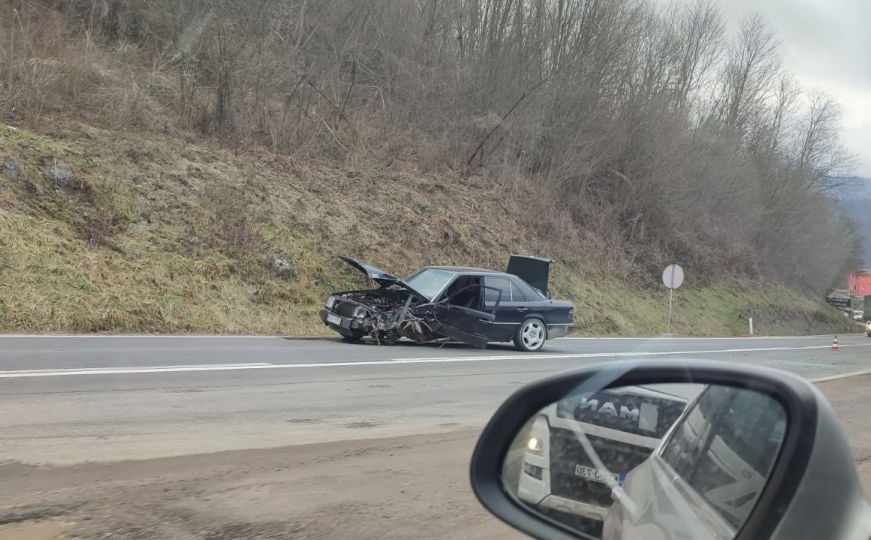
[
  {"x1": 338, "y1": 256, "x2": 428, "y2": 300},
  {"x1": 506, "y1": 255, "x2": 551, "y2": 296}
]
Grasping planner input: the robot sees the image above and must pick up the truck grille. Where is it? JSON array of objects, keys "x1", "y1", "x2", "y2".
[{"x1": 548, "y1": 428, "x2": 652, "y2": 507}]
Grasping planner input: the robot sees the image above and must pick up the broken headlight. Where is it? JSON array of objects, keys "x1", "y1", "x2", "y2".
[
  {"x1": 326, "y1": 296, "x2": 337, "y2": 310},
  {"x1": 353, "y1": 305, "x2": 367, "y2": 319}
]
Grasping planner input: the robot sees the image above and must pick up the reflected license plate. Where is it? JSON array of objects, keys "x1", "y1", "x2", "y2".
[
  {"x1": 574, "y1": 464, "x2": 625, "y2": 486},
  {"x1": 326, "y1": 313, "x2": 342, "y2": 325}
]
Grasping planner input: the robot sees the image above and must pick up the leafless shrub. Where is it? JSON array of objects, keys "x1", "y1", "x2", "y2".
[{"x1": 4, "y1": 0, "x2": 861, "y2": 291}]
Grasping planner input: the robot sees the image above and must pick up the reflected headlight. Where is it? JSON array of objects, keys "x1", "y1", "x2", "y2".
[
  {"x1": 525, "y1": 415, "x2": 550, "y2": 456},
  {"x1": 326, "y1": 296, "x2": 337, "y2": 309}
]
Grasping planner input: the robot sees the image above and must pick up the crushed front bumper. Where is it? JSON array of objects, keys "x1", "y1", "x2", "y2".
[{"x1": 319, "y1": 309, "x2": 362, "y2": 334}]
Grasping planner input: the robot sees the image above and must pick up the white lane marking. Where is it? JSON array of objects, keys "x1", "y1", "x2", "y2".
[
  {"x1": 0, "y1": 334, "x2": 318, "y2": 339},
  {"x1": 767, "y1": 360, "x2": 834, "y2": 368},
  {"x1": 2, "y1": 344, "x2": 870, "y2": 379},
  {"x1": 555, "y1": 335, "x2": 857, "y2": 341},
  {"x1": 813, "y1": 369, "x2": 871, "y2": 383},
  {"x1": 0, "y1": 333, "x2": 858, "y2": 340},
  {"x1": 2, "y1": 363, "x2": 272, "y2": 375}
]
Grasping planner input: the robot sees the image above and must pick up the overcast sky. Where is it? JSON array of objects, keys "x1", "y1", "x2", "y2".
[{"x1": 713, "y1": 0, "x2": 871, "y2": 177}]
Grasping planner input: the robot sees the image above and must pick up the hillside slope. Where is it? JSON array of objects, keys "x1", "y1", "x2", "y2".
[{"x1": 0, "y1": 123, "x2": 853, "y2": 336}]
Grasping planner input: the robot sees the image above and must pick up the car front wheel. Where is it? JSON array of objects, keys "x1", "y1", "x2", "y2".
[
  {"x1": 338, "y1": 329, "x2": 365, "y2": 343},
  {"x1": 514, "y1": 318, "x2": 546, "y2": 352}
]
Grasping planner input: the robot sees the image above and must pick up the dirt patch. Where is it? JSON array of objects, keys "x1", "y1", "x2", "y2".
[
  {"x1": 0, "y1": 522, "x2": 72, "y2": 540},
  {"x1": 0, "y1": 429, "x2": 520, "y2": 540},
  {"x1": 344, "y1": 421, "x2": 380, "y2": 429},
  {"x1": 816, "y1": 374, "x2": 871, "y2": 497}
]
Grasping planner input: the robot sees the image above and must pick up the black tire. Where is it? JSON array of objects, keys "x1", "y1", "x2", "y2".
[
  {"x1": 338, "y1": 329, "x2": 364, "y2": 343},
  {"x1": 514, "y1": 318, "x2": 547, "y2": 352}
]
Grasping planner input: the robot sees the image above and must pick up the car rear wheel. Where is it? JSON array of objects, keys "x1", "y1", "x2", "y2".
[{"x1": 514, "y1": 318, "x2": 546, "y2": 352}]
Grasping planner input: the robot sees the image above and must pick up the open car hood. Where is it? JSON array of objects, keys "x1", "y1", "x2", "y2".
[{"x1": 338, "y1": 256, "x2": 428, "y2": 300}]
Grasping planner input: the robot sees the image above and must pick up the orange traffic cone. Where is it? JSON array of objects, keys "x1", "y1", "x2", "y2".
[{"x1": 831, "y1": 336, "x2": 839, "y2": 352}]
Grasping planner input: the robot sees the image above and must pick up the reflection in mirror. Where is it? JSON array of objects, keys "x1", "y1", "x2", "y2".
[{"x1": 501, "y1": 383, "x2": 787, "y2": 540}]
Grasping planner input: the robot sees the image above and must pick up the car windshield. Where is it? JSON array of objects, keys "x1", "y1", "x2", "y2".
[{"x1": 404, "y1": 268, "x2": 457, "y2": 300}]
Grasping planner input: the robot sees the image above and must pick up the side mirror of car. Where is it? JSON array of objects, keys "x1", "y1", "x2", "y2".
[{"x1": 469, "y1": 360, "x2": 871, "y2": 540}]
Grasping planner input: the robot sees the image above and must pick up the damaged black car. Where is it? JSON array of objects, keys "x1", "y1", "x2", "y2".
[{"x1": 319, "y1": 255, "x2": 573, "y2": 351}]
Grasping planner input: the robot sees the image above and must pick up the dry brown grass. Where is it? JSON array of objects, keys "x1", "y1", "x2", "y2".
[{"x1": 0, "y1": 123, "x2": 854, "y2": 335}]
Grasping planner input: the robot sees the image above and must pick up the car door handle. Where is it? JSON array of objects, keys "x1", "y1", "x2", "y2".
[{"x1": 516, "y1": 307, "x2": 528, "y2": 312}]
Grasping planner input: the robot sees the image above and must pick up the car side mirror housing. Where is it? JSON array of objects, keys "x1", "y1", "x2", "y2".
[{"x1": 469, "y1": 360, "x2": 871, "y2": 540}]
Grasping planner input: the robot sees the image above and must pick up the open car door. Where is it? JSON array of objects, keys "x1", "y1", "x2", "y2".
[{"x1": 432, "y1": 285, "x2": 502, "y2": 349}]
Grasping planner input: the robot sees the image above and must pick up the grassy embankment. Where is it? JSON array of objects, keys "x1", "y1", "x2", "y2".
[{"x1": 0, "y1": 123, "x2": 853, "y2": 336}]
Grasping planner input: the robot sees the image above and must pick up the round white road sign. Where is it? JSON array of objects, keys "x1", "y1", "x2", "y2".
[{"x1": 662, "y1": 264, "x2": 685, "y2": 289}]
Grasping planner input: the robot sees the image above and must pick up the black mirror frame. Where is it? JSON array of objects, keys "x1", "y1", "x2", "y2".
[{"x1": 469, "y1": 359, "x2": 819, "y2": 540}]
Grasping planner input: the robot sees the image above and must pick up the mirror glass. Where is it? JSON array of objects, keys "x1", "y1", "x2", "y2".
[{"x1": 501, "y1": 383, "x2": 787, "y2": 539}]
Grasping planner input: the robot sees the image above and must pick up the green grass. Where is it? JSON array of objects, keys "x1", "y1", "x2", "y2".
[{"x1": 0, "y1": 123, "x2": 855, "y2": 335}]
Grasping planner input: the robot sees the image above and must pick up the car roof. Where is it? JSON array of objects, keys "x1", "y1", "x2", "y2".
[{"x1": 423, "y1": 266, "x2": 512, "y2": 276}]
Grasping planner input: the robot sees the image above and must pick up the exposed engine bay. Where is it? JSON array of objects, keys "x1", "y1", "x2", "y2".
[{"x1": 325, "y1": 287, "x2": 440, "y2": 344}]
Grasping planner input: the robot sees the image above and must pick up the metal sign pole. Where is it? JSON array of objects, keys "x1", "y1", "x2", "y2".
[{"x1": 667, "y1": 288, "x2": 673, "y2": 334}]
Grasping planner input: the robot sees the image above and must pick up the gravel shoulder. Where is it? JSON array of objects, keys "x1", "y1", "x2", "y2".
[
  {"x1": 2, "y1": 376, "x2": 871, "y2": 539},
  {"x1": 816, "y1": 375, "x2": 871, "y2": 497},
  {"x1": 0, "y1": 428, "x2": 520, "y2": 540}
]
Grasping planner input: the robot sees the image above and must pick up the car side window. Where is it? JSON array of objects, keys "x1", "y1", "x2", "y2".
[
  {"x1": 513, "y1": 278, "x2": 544, "y2": 300},
  {"x1": 484, "y1": 277, "x2": 512, "y2": 304},
  {"x1": 443, "y1": 276, "x2": 484, "y2": 310},
  {"x1": 688, "y1": 389, "x2": 786, "y2": 528},
  {"x1": 509, "y1": 278, "x2": 529, "y2": 301},
  {"x1": 661, "y1": 386, "x2": 787, "y2": 529},
  {"x1": 661, "y1": 388, "x2": 717, "y2": 478}
]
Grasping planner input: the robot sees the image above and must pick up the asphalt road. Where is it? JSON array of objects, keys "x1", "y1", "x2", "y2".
[
  {"x1": 2, "y1": 333, "x2": 871, "y2": 539},
  {"x1": 2, "y1": 333, "x2": 870, "y2": 464}
]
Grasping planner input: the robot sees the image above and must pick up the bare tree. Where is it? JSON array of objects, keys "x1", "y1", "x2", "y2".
[
  {"x1": 718, "y1": 14, "x2": 780, "y2": 137},
  {"x1": 1, "y1": 0, "x2": 860, "y2": 290},
  {"x1": 792, "y1": 90, "x2": 856, "y2": 188},
  {"x1": 671, "y1": 0, "x2": 724, "y2": 110}
]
